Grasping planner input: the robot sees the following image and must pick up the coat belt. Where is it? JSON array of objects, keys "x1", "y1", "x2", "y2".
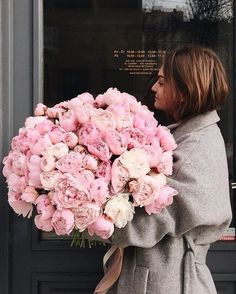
[{"x1": 184, "y1": 235, "x2": 210, "y2": 264}]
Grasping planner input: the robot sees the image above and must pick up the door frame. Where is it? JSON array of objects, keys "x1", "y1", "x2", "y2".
[{"x1": 1, "y1": 1, "x2": 236, "y2": 293}]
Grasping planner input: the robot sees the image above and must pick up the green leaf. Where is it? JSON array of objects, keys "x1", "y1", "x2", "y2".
[{"x1": 70, "y1": 229, "x2": 107, "y2": 248}]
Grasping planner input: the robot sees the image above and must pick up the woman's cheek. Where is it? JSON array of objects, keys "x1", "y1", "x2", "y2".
[{"x1": 154, "y1": 99, "x2": 163, "y2": 110}]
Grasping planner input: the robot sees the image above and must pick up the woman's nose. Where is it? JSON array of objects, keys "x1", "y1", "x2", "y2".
[{"x1": 151, "y1": 81, "x2": 158, "y2": 92}]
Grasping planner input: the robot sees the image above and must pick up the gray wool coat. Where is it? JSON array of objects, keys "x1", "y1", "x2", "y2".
[{"x1": 106, "y1": 110, "x2": 232, "y2": 294}]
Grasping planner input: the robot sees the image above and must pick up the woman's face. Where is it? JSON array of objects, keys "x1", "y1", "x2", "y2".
[{"x1": 151, "y1": 66, "x2": 167, "y2": 111}]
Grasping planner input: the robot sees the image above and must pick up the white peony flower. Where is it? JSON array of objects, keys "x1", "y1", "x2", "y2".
[
  {"x1": 103, "y1": 87, "x2": 123, "y2": 105},
  {"x1": 40, "y1": 170, "x2": 60, "y2": 190},
  {"x1": 40, "y1": 154, "x2": 56, "y2": 171},
  {"x1": 44, "y1": 142, "x2": 69, "y2": 159},
  {"x1": 149, "y1": 172, "x2": 167, "y2": 187},
  {"x1": 119, "y1": 148, "x2": 150, "y2": 178},
  {"x1": 104, "y1": 193, "x2": 134, "y2": 228},
  {"x1": 25, "y1": 116, "x2": 47, "y2": 129}
]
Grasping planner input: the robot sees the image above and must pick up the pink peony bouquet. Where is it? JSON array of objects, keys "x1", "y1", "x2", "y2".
[{"x1": 2, "y1": 88, "x2": 178, "y2": 246}]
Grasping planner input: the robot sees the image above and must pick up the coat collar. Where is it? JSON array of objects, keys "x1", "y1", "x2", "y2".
[{"x1": 167, "y1": 110, "x2": 220, "y2": 138}]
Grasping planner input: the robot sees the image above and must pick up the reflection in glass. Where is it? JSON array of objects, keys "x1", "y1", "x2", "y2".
[{"x1": 43, "y1": 0, "x2": 235, "y2": 238}]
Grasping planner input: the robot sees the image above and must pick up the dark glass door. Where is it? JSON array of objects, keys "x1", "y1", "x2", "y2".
[{"x1": 43, "y1": 0, "x2": 235, "y2": 232}]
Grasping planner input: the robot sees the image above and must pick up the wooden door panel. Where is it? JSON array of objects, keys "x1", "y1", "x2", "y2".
[
  {"x1": 215, "y1": 282, "x2": 236, "y2": 294},
  {"x1": 32, "y1": 273, "x2": 102, "y2": 294}
]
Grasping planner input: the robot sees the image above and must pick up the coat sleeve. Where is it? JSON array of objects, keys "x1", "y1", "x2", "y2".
[{"x1": 110, "y1": 134, "x2": 232, "y2": 248}]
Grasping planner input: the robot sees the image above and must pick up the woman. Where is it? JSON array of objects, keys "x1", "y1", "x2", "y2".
[{"x1": 104, "y1": 46, "x2": 232, "y2": 294}]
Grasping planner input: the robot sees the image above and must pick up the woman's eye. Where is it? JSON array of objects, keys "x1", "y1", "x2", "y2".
[{"x1": 158, "y1": 81, "x2": 163, "y2": 86}]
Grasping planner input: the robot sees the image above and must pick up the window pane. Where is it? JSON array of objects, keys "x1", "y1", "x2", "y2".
[{"x1": 43, "y1": 0, "x2": 234, "y2": 239}]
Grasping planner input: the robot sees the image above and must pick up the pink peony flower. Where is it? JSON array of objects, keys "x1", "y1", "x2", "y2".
[
  {"x1": 76, "y1": 170, "x2": 95, "y2": 189},
  {"x1": 157, "y1": 186, "x2": 178, "y2": 206},
  {"x1": 34, "y1": 103, "x2": 47, "y2": 116},
  {"x1": 12, "y1": 153, "x2": 28, "y2": 176},
  {"x1": 90, "y1": 178, "x2": 109, "y2": 204},
  {"x1": 8, "y1": 175, "x2": 27, "y2": 193},
  {"x1": 35, "y1": 119, "x2": 54, "y2": 135},
  {"x1": 3, "y1": 151, "x2": 28, "y2": 177},
  {"x1": 35, "y1": 194, "x2": 55, "y2": 219},
  {"x1": 101, "y1": 88, "x2": 124, "y2": 106},
  {"x1": 73, "y1": 203, "x2": 101, "y2": 232},
  {"x1": 82, "y1": 154, "x2": 98, "y2": 170},
  {"x1": 40, "y1": 171, "x2": 60, "y2": 190},
  {"x1": 55, "y1": 151, "x2": 83, "y2": 173},
  {"x1": 91, "y1": 109, "x2": 116, "y2": 132},
  {"x1": 73, "y1": 103, "x2": 97, "y2": 124},
  {"x1": 156, "y1": 151, "x2": 173, "y2": 176},
  {"x1": 59, "y1": 109, "x2": 78, "y2": 131},
  {"x1": 95, "y1": 161, "x2": 112, "y2": 182},
  {"x1": 87, "y1": 138, "x2": 111, "y2": 162},
  {"x1": 149, "y1": 172, "x2": 167, "y2": 187},
  {"x1": 2, "y1": 155, "x2": 13, "y2": 178},
  {"x1": 122, "y1": 127, "x2": 147, "y2": 149},
  {"x1": 34, "y1": 214, "x2": 53, "y2": 232},
  {"x1": 107, "y1": 102, "x2": 131, "y2": 115},
  {"x1": 63, "y1": 132, "x2": 78, "y2": 148},
  {"x1": 11, "y1": 128, "x2": 41, "y2": 154},
  {"x1": 145, "y1": 186, "x2": 178, "y2": 215},
  {"x1": 107, "y1": 104, "x2": 133, "y2": 131},
  {"x1": 30, "y1": 134, "x2": 53, "y2": 155},
  {"x1": 133, "y1": 112, "x2": 158, "y2": 140},
  {"x1": 141, "y1": 144, "x2": 163, "y2": 168},
  {"x1": 10, "y1": 135, "x2": 25, "y2": 153},
  {"x1": 71, "y1": 145, "x2": 89, "y2": 157},
  {"x1": 25, "y1": 116, "x2": 47, "y2": 129},
  {"x1": 46, "y1": 107, "x2": 62, "y2": 118},
  {"x1": 45, "y1": 142, "x2": 69, "y2": 159},
  {"x1": 68, "y1": 93, "x2": 94, "y2": 109},
  {"x1": 25, "y1": 128, "x2": 41, "y2": 144},
  {"x1": 40, "y1": 154, "x2": 56, "y2": 172},
  {"x1": 53, "y1": 173, "x2": 91, "y2": 209},
  {"x1": 103, "y1": 129, "x2": 127, "y2": 155},
  {"x1": 88, "y1": 214, "x2": 114, "y2": 239},
  {"x1": 51, "y1": 209, "x2": 75, "y2": 235},
  {"x1": 48, "y1": 126, "x2": 66, "y2": 144},
  {"x1": 94, "y1": 94, "x2": 107, "y2": 108},
  {"x1": 120, "y1": 92, "x2": 138, "y2": 111},
  {"x1": 21, "y1": 186, "x2": 39, "y2": 203},
  {"x1": 78, "y1": 122, "x2": 101, "y2": 146},
  {"x1": 27, "y1": 155, "x2": 42, "y2": 188},
  {"x1": 12, "y1": 128, "x2": 41, "y2": 153},
  {"x1": 46, "y1": 102, "x2": 68, "y2": 118},
  {"x1": 130, "y1": 175, "x2": 158, "y2": 207},
  {"x1": 8, "y1": 191, "x2": 33, "y2": 218},
  {"x1": 156, "y1": 125, "x2": 177, "y2": 151},
  {"x1": 111, "y1": 158, "x2": 130, "y2": 193}
]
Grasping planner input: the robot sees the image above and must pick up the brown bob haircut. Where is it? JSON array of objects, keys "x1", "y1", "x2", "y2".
[{"x1": 162, "y1": 46, "x2": 229, "y2": 121}]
